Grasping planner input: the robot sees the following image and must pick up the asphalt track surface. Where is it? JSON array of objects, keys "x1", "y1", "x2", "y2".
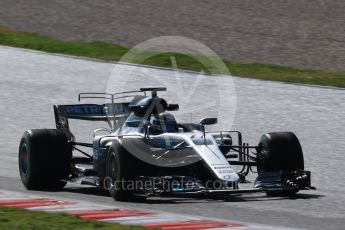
[
  {"x1": 0, "y1": 46, "x2": 345, "y2": 229},
  {"x1": 1, "y1": 0, "x2": 345, "y2": 70}
]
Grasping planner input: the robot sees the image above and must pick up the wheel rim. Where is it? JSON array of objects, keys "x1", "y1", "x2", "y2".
[{"x1": 19, "y1": 144, "x2": 28, "y2": 176}]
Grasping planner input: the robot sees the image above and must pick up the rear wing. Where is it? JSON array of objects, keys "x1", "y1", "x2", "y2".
[
  {"x1": 54, "y1": 91, "x2": 145, "y2": 130},
  {"x1": 54, "y1": 88, "x2": 166, "y2": 131},
  {"x1": 54, "y1": 103, "x2": 130, "y2": 128}
]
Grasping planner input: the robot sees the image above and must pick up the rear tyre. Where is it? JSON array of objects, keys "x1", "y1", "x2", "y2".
[
  {"x1": 258, "y1": 132, "x2": 304, "y2": 196},
  {"x1": 18, "y1": 129, "x2": 71, "y2": 190}
]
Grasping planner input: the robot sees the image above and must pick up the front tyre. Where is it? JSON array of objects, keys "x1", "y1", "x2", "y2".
[
  {"x1": 18, "y1": 129, "x2": 71, "y2": 190},
  {"x1": 105, "y1": 142, "x2": 136, "y2": 201},
  {"x1": 258, "y1": 132, "x2": 304, "y2": 196}
]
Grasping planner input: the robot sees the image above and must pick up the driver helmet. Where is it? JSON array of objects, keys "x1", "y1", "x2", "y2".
[{"x1": 150, "y1": 113, "x2": 178, "y2": 133}]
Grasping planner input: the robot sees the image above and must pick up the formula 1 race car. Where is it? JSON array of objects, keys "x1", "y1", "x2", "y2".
[{"x1": 18, "y1": 88, "x2": 313, "y2": 201}]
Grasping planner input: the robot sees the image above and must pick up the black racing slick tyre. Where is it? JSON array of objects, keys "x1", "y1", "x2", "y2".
[
  {"x1": 105, "y1": 142, "x2": 136, "y2": 201},
  {"x1": 258, "y1": 132, "x2": 304, "y2": 196},
  {"x1": 258, "y1": 132, "x2": 304, "y2": 172},
  {"x1": 18, "y1": 129, "x2": 72, "y2": 190}
]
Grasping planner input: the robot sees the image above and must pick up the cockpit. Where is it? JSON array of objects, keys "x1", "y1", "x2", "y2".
[
  {"x1": 150, "y1": 113, "x2": 178, "y2": 134},
  {"x1": 118, "y1": 88, "x2": 210, "y2": 135}
]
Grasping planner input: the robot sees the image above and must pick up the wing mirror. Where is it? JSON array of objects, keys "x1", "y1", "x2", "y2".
[
  {"x1": 126, "y1": 120, "x2": 141, "y2": 128},
  {"x1": 199, "y1": 118, "x2": 217, "y2": 145},
  {"x1": 199, "y1": 117, "x2": 218, "y2": 125},
  {"x1": 126, "y1": 120, "x2": 151, "y2": 139}
]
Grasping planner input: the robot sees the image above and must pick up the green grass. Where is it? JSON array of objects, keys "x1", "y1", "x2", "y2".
[
  {"x1": 1, "y1": 24, "x2": 345, "y2": 88},
  {"x1": 0, "y1": 206, "x2": 148, "y2": 230}
]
